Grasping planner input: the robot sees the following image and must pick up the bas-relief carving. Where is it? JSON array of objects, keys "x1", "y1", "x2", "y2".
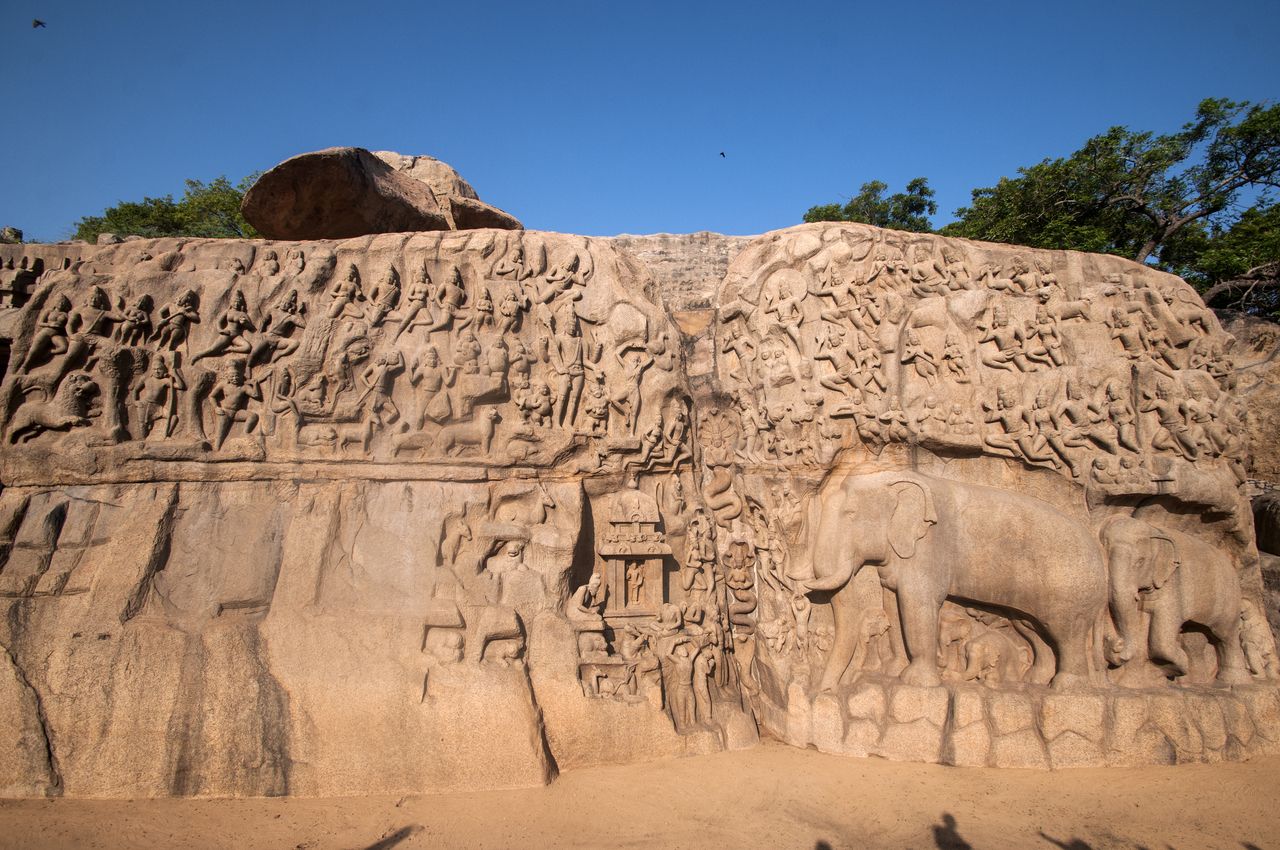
[
  {"x1": 703, "y1": 223, "x2": 1279, "y2": 767},
  {"x1": 0, "y1": 220, "x2": 1276, "y2": 796},
  {"x1": 0, "y1": 230, "x2": 756, "y2": 798},
  {"x1": 0, "y1": 232, "x2": 690, "y2": 474}
]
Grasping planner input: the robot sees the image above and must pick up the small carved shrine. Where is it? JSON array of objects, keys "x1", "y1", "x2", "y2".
[{"x1": 596, "y1": 488, "x2": 672, "y2": 619}]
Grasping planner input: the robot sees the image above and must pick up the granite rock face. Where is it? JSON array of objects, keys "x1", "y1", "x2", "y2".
[
  {"x1": 241, "y1": 148, "x2": 521, "y2": 240},
  {"x1": 0, "y1": 219, "x2": 1276, "y2": 799},
  {"x1": 1219, "y1": 310, "x2": 1280, "y2": 484}
]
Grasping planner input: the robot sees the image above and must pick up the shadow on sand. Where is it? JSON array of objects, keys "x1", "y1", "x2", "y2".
[{"x1": 360, "y1": 824, "x2": 424, "y2": 850}]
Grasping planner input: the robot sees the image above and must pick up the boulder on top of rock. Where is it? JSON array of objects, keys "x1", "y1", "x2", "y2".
[{"x1": 240, "y1": 147, "x2": 521, "y2": 240}]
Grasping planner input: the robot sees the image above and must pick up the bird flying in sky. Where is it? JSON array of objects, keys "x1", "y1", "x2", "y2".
[{"x1": 32, "y1": 19, "x2": 46, "y2": 28}]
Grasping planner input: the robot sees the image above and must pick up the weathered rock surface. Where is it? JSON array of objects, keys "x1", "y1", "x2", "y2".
[
  {"x1": 241, "y1": 148, "x2": 521, "y2": 240},
  {"x1": 0, "y1": 218, "x2": 1276, "y2": 799},
  {"x1": 1219, "y1": 310, "x2": 1280, "y2": 483},
  {"x1": 606, "y1": 232, "x2": 752, "y2": 312}
]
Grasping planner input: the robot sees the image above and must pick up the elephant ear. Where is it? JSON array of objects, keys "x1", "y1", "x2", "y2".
[
  {"x1": 1150, "y1": 535, "x2": 1180, "y2": 590},
  {"x1": 888, "y1": 479, "x2": 937, "y2": 560}
]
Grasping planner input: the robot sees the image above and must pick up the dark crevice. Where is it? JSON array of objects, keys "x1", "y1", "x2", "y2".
[{"x1": 0, "y1": 639, "x2": 62, "y2": 794}]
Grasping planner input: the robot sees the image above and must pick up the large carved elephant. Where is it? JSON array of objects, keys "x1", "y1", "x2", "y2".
[
  {"x1": 799, "y1": 470, "x2": 1108, "y2": 691},
  {"x1": 1098, "y1": 516, "x2": 1250, "y2": 683}
]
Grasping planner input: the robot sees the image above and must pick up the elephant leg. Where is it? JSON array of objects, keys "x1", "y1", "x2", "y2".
[
  {"x1": 881, "y1": 589, "x2": 909, "y2": 677},
  {"x1": 1147, "y1": 603, "x2": 1190, "y2": 678},
  {"x1": 817, "y1": 585, "x2": 860, "y2": 692},
  {"x1": 897, "y1": 581, "x2": 944, "y2": 687},
  {"x1": 1047, "y1": 614, "x2": 1096, "y2": 690}
]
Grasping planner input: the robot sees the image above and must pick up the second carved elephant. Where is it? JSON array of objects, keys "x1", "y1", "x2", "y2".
[{"x1": 1097, "y1": 515, "x2": 1250, "y2": 684}]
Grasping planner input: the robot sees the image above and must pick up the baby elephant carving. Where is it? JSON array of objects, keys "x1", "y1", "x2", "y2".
[{"x1": 962, "y1": 629, "x2": 1029, "y2": 684}]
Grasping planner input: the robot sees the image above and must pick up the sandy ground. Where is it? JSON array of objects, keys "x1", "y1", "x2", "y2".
[{"x1": 0, "y1": 742, "x2": 1275, "y2": 850}]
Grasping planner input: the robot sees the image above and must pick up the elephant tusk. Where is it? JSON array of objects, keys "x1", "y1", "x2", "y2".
[{"x1": 803, "y1": 562, "x2": 858, "y2": 593}]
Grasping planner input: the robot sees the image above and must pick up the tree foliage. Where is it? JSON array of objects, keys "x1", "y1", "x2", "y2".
[
  {"x1": 72, "y1": 174, "x2": 260, "y2": 243},
  {"x1": 940, "y1": 98, "x2": 1280, "y2": 266},
  {"x1": 1176, "y1": 202, "x2": 1280, "y2": 315},
  {"x1": 804, "y1": 178, "x2": 937, "y2": 232}
]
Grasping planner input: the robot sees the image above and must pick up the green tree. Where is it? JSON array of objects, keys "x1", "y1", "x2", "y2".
[
  {"x1": 804, "y1": 177, "x2": 937, "y2": 232},
  {"x1": 941, "y1": 98, "x2": 1280, "y2": 266},
  {"x1": 72, "y1": 174, "x2": 261, "y2": 243},
  {"x1": 1168, "y1": 201, "x2": 1280, "y2": 315}
]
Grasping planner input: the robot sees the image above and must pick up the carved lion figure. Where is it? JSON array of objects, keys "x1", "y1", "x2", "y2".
[{"x1": 7, "y1": 373, "x2": 100, "y2": 443}]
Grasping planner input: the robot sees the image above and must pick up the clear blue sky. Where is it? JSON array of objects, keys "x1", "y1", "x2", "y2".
[{"x1": 4, "y1": 0, "x2": 1278, "y2": 242}]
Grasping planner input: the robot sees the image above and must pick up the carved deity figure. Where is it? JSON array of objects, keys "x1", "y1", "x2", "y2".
[
  {"x1": 682, "y1": 510, "x2": 717, "y2": 595},
  {"x1": 70, "y1": 286, "x2": 126, "y2": 339},
  {"x1": 250, "y1": 290, "x2": 307, "y2": 367},
  {"x1": 118, "y1": 295, "x2": 153, "y2": 347},
  {"x1": 284, "y1": 248, "x2": 306, "y2": 277},
  {"x1": 1104, "y1": 379, "x2": 1141, "y2": 453},
  {"x1": 983, "y1": 387, "x2": 1057, "y2": 468},
  {"x1": 720, "y1": 318, "x2": 758, "y2": 383},
  {"x1": 765, "y1": 281, "x2": 806, "y2": 355},
  {"x1": 901, "y1": 328, "x2": 938, "y2": 386},
  {"x1": 1029, "y1": 386, "x2": 1076, "y2": 476},
  {"x1": 327, "y1": 263, "x2": 366, "y2": 319},
  {"x1": 979, "y1": 305, "x2": 1037, "y2": 372},
  {"x1": 366, "y1": 265, "x2": 401, "y2": 327},
  {"x1": 496, "y1": 288, "x2": 526, "y2": 337},
  {"x1": 908, "y1": 245, "x2": 948, "y2": 296},
  {"x1": 1140, "y1": 378, "x2": 1198, "y2": 460},
  {"x1": 946, "y1": 403, "x2": 976, "y2": 436},
  {"x1": 256, "y1": 249, "x2": 280, "y2": 277},
  {"x1": 941, "y1": 333, "x2": 971, "y2": 383},
  {"x1": 941, "y1": 246, "x2": 974, "y2": 290},
  {"x1": 493, "y1": 244, "x2": 532, "y2": 283},
  {"x1": 1055, "y1": 379, "x2": 1118, "y2": 455},
  {"x1": 18, "y1": 294, "x2": 71, "y2": 373},
  {"x1": 1109, "y1": 307, "x2": 1149, "y2": 361},
  {"x1": 192, "y1": 290, "x2": 255, "y2": 362},
  {"x1": 581, "y1": 371, "x2": 609, "y2": 435},
  {"x1": 1026, "y1": 305, "x2": 1065, "y2": 367},
  {"x1": 626, "y1": 560, "x2": 646, "y2": 606},
  {"x1": 153, "y1": 290, "x2": 201, "y2": 352},
  {"x1": 914, "y1": 395, "x2": 948, "y2": 438},
  {"x1": 423, "y1": 265, "x2": 470, "y2": 334},
  {"x1": 395, "y1": 264, "x2": 433, "y2": 341},
  {"x1": 357, "y1": 350, "x2": 405, "y2": 448},
  {"x1": 210, "y1": 359, "x2": 265, "y2": 449},
  {"x1": 132, "y1": 356, "x2": 186, "y2": 440},
  {"x1": 409, "y1": 346, "x2": 455, "y2": 428},
  {"x1": 550, "y1": 302, "x2": 589, "y2": 427}
]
